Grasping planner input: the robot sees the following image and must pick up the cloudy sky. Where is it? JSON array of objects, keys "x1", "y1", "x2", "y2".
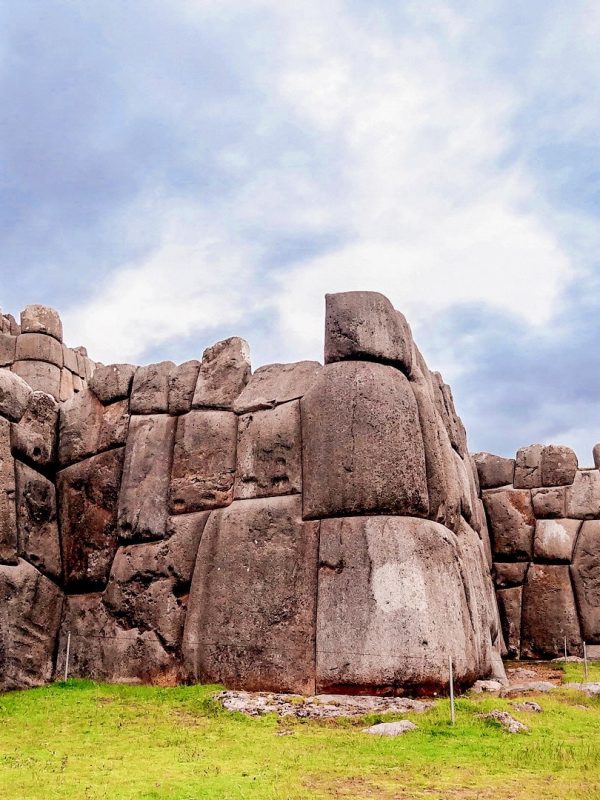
[{"x1": 1, "y1": 1, "x2": 600, "y2": 460}]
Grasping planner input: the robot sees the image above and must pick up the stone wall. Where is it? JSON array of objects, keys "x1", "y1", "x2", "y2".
[
  {"x1": 475, "y1": 448, "x2": 600, "y2": 659},
  {"x1": 0, "y1": 292, "x2": 505, "y2": 694}
]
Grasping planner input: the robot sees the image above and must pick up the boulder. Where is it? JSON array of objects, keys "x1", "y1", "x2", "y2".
[
  {"x1": 130, "y1": 361, "x2": 174, "y2": 414},
  {"x1": 0, "y1": 334, "x2": 16, "y2": 366},
  {"x1": 531, "y1": 487, "x2": 566, "y2": 518},
  {"x1": 118, "y1": 414, "x2": 176, "y2": 541},
  {"x1": 513, "y1": 444, "x2": 543, "y2": 489},
  {"x1": 14, "y1": 461, "x2": 61, "y2": 580},
  {"x1": 316, "y1": 516, "x2": 489, "y2": 694},
  {"x1": 0, "y1": 418, "x2": 17, "y2": 563},
  {"x1": 168, "y1": 360, "x2": 201, "y2": 415},
  {"x1": 169, "y1": 410, "x2": 236, "y2": 513},
  {"x1": 234, "y1": 402, "x2": 302, "y2": 500},
  {"x1": 89, "y1": 363, "x2": 136, "y2": 405},
  {"x1": 496, "y1": 587, "x2": 522, "y2": 658},
  {"x1": 12, "y1": 360, "x2": 61, "y2": 398},
  {"x1": 15, "y1": 332, "x2": 63, "y2": 368},
  {"x1": 58, "y1": 389, "x2": 129, "y2": 466},
  {"x1": 0, "y1": 368, "x2": 33, "y2": 422},
  {"x1": 10, "y1": 391, "x2": 58, "y2": 467},
  {"x1": 0, "y1": 559, "x2": 63, "y2": 690},
  {"x1": 565, "y1": 470, "x2": 600, "y2": 519},
  {"x1": 20, "y1": 305, "x2": 63, "y2": 341},
  {"x1": 324, "y1": 291, "x2": 413, "y2": 374},
  {"x1": 57, "y1": 448, "x2": 125, "y2": 589},
  {"x1": 473, "y1": 453, "x2": 515, "y2": 489},
  {"x1": 540, "y1": 445, "x2": 578, "y2": 487},
  {"x1": 521, "y1": 564, "x2": 582, "y2": 658},
  {"x1": 183, "y1": 496, "x2": 319, "y2": 694},
  {"x1": 301, "y1": 361, "x2": 428, "y2": 519},
  {"x1": 483, "y1": 489, "x2": 535, "y2": 560},
  {"x1": 494, "y1": 562, "x2": 529, "y2": 589},
  {"x1": 533, "y1": 519, "x2": 581, "y2": 563},
  {"x1": 570, "y1": 520, "x2": 600, "y2": 642},
  {"x1": 192, "y1": 337, "x2": 251, "y2": 409},
  {"x1": 233, "y1": 361, "x2": 322, "y2": 414}
]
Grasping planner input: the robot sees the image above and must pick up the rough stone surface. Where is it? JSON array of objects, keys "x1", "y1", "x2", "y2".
[
  {"x1": 531, "y1": 487, "x2": 566, "y2": 518},
  {"x1": 533, "y1": 519, "x2": 581, "y2": 563},
  {"x1": 168, "y1": 360, "x2": 201, "y2": 415},
  {"x1": 234, "y1": 402, "x2": 301, "y2": 500},
  {"x1": 316, "y1": 516, "x2": 493, "y2": 695},
  {"x1": 12, "y1": 360, "x2": 61, "y2": 398},
  {"x1": 431, "y1": 373, "x2": 468, "y2": 458},
  {"x1": 183, "y1": 496, "x2": 319, "y2": 694},
  {"x1": 57, "y1": 448, "x2": 125, "y2": 589},
  {"x1": 192, "y1": 337, "x2": 251, "y2": 410},
  {"x1": 15, "y1": 461, "x2": 61, "y2": 580},
  {"x1": 570, "y1": 520, "x2": 600, "y2": 642},
  {"x1": 301, "y1": 361, "x2": 428, "y2": 519},
  {"x1": 89, "y1": 363, "x2": 136, "y2": 405},
  {"x1": 130, "y1": 361, "x2": 174, "y2": 414},
  {"x1": 170, "y1": 410, "x2": 237, "y2": 513},
  {"x1": 324, "y1": 291, "x2": 413, "y2": 374},
  {"x1": 58, "y1": 389, "x2": 129, "y2": 466},
  {"x1": 473, "y1": 453, "x2": 515, "y2": 489},
  {"x1": 565, "y1": 470, "x2": 600, "y2": 519},
  {"x1": 233, "y1": 361, "x2": 322, "y2": 414},
  {"x1": 0, "y1": 368, "x2": 33, "y2": 422},
  {"x1": 0, "y1": 417, "x2": 17, "y2": 563},
  {"x1": 16, "y1": 332, "x2": 63, "y2": 368},
  {"x1": 217, "y1": 691, "x2": 430, "y2": 718},
  {"x1": 0, "y1": 334, "x2": 16, "y2": 366},
  {"x1": 118, "y1": 414, "x2": 176, "y2": 541},
  {"x1": 10, "y1": 391, "x2": 59, "y2": 467},
  {"x1": 521, "y1": 564, "x2": 582, "y2": 658},
  {"x1": 481, "y1": 710, "x2": 527, "y2": 734},
  {"x1": 496, "y1": 587, "x2": 522, "y2": 658},
  {"x1": 541, "y1": 445, "x2": 578, "y2": 487},
  {"x1": 483, "y1": 489, "x2": 535, "y2": 560},
  {"x1": 514, "y1": 444, "x2": 544, "y2": 489},
  {"x1": 0, "y1": 559, "x2": 63, "y2": 690},
  {"x1": 20, "y1": 305, "x2": 63, "y2": 341},
  {"x1": 363, "y1": 721, "x2": 417, "y2": 736},
  {"x1": 494, "y1": 562, "x2": 529, "y2": 589},
  {"x1": 59, "y1": 367, "x2": 74, "y2": 402}
]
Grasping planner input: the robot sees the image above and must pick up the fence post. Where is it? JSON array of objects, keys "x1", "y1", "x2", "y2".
[
  {"x1": 64, "y1": 631, "x2": 71, "y2": 682},
  {"x1": 564, "y1": 637, "x2": 567, "y2": 660},
  {"x1": 448, "y1": 655, "x2": 455, "y2": 726},
  {"x1": 583, "y1": 642, "x2": 588, "y2": 682}
]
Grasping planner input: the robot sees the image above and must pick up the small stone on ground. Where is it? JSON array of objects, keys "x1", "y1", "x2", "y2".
[
  {"x1": 481, "y1": 710, "x2": 528, "y2": 733},
  {"x1": 362, "y1": 721, "x2": 417, "y2": 736}
]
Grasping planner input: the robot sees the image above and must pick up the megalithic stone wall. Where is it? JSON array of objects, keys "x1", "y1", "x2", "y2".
[
  {"x1": 0, "y1": 293, "x2": 507, "y2": 694},
  {"x1": 475, "y1": 447, "x2": 600, "y2": 659}
]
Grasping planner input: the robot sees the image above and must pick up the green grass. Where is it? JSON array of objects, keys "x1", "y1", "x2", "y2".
[{"x1": 0, "y1": 678, "x2": 599, "y2": 799}]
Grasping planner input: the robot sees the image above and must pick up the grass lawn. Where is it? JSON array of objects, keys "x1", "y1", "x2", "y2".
[{"x1": 0, "y1": 664, "x2": 599, "y2": 800}]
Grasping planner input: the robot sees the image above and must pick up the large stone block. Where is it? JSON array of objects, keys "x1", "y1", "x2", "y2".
[
  {"x1": 168, "y1": 360, "x2": 201, "y2": 415},
  {"x1": 301, "y1": 361, "x2": 428, "y2": 519},
  {"x1": 565, "y1": 470, "x2": 600, "y2": 519},
  {"x1": 430, "y1": 373, "x2": 468, "y2": 458},
  {"x1": 494, "y1": 562, "x2": 529, "y2": 589},
  {"x1": 55, "y1": 594, "x2": 180, "y2": 685},
  {"x1": 483, "y1": 489, "x2": 535, "y2": 560},
  {"x1": 496, "y1": 587, "x2": 522, "y2": 659},
  {"x1": 130, "y1": 361, "x2": 174, "y2": 414},
  {"x1": 0, "y1": 334, "x2": 16, "y2": 366},
  {"x1": 541, "y1": 445, "x2": 578, "y2": 487},
  {"x1": 316, "y1": 516, "x2": 490, "y2": 694},
  {"x1": 533, "y1": 519, "x2": 581, "y2": 563},
  {"x1": 234, "y1": 402, "x2": 301, "y2": 500},
  {"x1": 15, "y1": 461, "x2": 61, "y2": 581},
  {"x1": 513, "y1": 444, "x2": 543, "y2": 489},
  {"x1": 57, "y1": 448, "x2": 125, "y2": 589},
  {"x1": 183, "y1": 496, "x2": 319, "y2": 694},
  {"x1": 571, "y1": 520, "x2": 600, "y2": 642},
  {"x1": 15, "y1": 332, "x2": 63, "y2": 368},
  {"x1": 118, "y1": 414, "x2": 176, "y2": 541},
  {"x1": 473, "y1": 452, "x2": 515, "y2": 489},
  {"x1": 89, "y1": 363, "x2": 136, "y2": 405},
  {"x1": 0, "y1": 560, "x2": 63, "y2": 690},
  {"x1": 531, "y1": 487, "x2": 566, "y2": 518},
  {"x1": 170, "y1": 410, "x2": 236, "y2": 513},
  {"x1": 62, "y1": 345, "x2": 79, "y2": 374},
  {"x1": 59, "y1": 368, "x2": 74, "y2": 402},
  {"x1": 20, "y1": 305, "x2": 63, "y2": 341},
  {"x1": 10, "y1": 391, "x2": 59, "y2": 467},
  {"x1": 324, "y1": 291, "x2": 413, "y2": 374},
  {"x1": 12, "y1": 360, "x2": 61, "y2": 399},
  {"x1": 233, "y1": 361, "x2": 322, "y2": 414},
  {"x1": 521, "y1": 564, "x2": 582, "y2": 658},
  {"x1": 0, "y1": 418, "x2": 17, "y2": 563},
  {"x1": 192, "y1": 337, "x2": 251, "y2": 410},
  {"x1": 0, "y1": 368, "x2": 32, "y2": 422},
  {"x1": 58, "y1": 389, "x2": 129, "y2": 466}
]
